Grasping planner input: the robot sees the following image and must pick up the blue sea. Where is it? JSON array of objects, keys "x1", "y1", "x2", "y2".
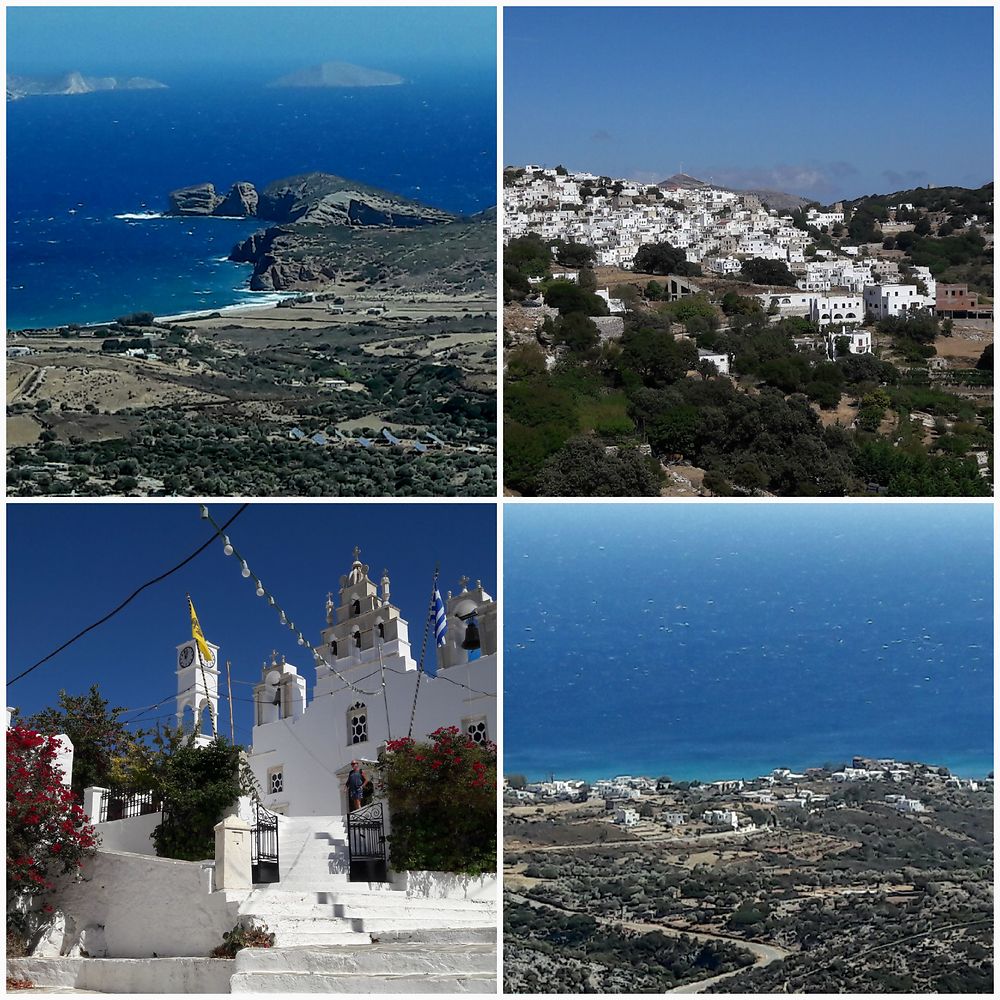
[
  {"x1": 504, "y1": 504, "x2": 994, "y2": 782},
  {"x1": 6, "y1": 74, "x2": 496, "y2": 330}
]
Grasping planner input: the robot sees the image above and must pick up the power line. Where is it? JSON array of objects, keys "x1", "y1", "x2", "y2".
[{"x1": 7, "y1": 505, "x2": 250, "y2": 688}]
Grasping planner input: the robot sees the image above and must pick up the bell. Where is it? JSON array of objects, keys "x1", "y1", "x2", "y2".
[
  {"x1": 271, "y1": 688, "x2": 281, "y2": 706},
  {"x1": 461, "y1": 617, "x2": 481, "y2": 651}
]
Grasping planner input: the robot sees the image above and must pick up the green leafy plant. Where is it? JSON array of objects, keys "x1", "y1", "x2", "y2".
[
  {"x1": 211, "y1": 918, "x2": 275, "y2": 958},
  {"x1": 150, "y1": 734, "x2": 246, "y2": 861},
  {"x1": 381, "y1": 726, "x2": 496, "y2": 876},
  {"x1": 6, "y1": 726, "x2": 98, "y2": 951}
]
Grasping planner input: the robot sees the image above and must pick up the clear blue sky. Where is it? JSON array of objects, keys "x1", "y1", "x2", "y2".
[
  {"x1": 6, "y1": 502, "x2": 496, "y2": 745},
  {"x1": 504, "y1": 5, "x2": 993, "y2": 201},
  {"x1": 6, "y1": 6, "x2": 496, "y2": 80}
]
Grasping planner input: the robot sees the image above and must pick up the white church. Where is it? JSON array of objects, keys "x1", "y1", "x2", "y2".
[
  {"x1": 13, "y1": 547, "x2": 498, "y2": 993},
  {"x1": 175, "y1": 546, "x2": 497, "y2": 815}
]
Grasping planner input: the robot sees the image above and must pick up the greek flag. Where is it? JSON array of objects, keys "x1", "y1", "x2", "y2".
[{"x1": 433, "y1": 589, "x2": 448, "y2": 647}]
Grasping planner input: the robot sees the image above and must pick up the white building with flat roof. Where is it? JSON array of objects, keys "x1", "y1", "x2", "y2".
[{"x1": 864, "y1": 283, "x2": 934, "y2": 319}]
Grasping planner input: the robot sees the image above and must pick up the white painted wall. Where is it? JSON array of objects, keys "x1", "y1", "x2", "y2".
[
  {"x1": 50, "y1": 850, "x2": 240, "y2": 958},
  {"x1": 94, "y1": 812, "x2": 161, "y2": 855}
]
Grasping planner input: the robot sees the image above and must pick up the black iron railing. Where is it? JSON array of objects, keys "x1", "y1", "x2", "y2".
[
  {"x1": 251, "y1": 802, "x2": 280, "y2": 884},
  {"x1": 99, "y1": 787, "x2": 162, "y2": 823},
  {"x1": 347, "y1": 801, "x2": 388, "y2": 882}
]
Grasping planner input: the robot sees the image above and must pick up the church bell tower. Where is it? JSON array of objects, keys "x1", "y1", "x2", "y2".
[{"x1": 176, "y1": 632, "x2": 220, "y2": 747}]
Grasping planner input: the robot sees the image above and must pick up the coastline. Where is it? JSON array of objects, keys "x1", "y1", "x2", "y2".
[{"x1": 508, "y1": 752, "x2": 995, "y2": 785}]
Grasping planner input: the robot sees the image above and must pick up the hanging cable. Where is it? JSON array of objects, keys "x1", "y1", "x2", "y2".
[
  {"x1": 7, "y1": 504, "x2": 249, "y2": 688},
  {"x1": 408, "y1": 565, "x2": 440, "y2": 739}
]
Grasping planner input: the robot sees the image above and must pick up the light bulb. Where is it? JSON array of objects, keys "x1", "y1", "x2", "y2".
[
  {"x1": 256, "y1": 583, "x2": 265, "y2": 598},
  {"x1": 279, "y1": 611, "x2": 287, "y2": 624},
  {"x1": 288, "y1": 621, "x2": 295, "y2": 631},
  {"x1": 241, "y1": 562, "x2": 251, "y2": 579},
  {"x1": 268, "y1": 596, "x2": 275, "y2": 606},
  {"x1": 199, "y1": 505, "x2": 209, "y2": 519},
  {"x1": 223, "y1": 536, "x2": 233, "y2": 556},
  {"x1": 297, "y1": 636, "x2": 305, "y2": 646}
]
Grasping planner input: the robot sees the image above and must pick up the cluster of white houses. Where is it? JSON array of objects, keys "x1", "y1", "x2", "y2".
[
  {"x1": 507, "y1": 166, "x2": 957, "y2": 362},
  {"x1": 506, "y1": 166, "x2": 815, "y2": 268}
]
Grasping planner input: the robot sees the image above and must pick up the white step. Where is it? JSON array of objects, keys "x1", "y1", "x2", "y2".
[
  {"x1": 235, "y1": 942, "x2": 496, "y2": 976},
  {"x1": 230, "y1": 971, "x2": 496, "y2": 994}
]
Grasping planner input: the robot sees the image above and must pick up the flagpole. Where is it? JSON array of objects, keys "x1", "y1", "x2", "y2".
[
  {"x1": 407, "y1": 564, "x2": 440, "y2": 739},
  {"x1": 226, "y1": 659, "x2": 235, "y2": 743}
]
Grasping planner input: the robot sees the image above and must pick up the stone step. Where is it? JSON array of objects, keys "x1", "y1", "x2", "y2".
[
  {"x1": 374, "y1": 926, "x2": 498, "y2": 945},
  {"x1": 239, "y1": 892, "x2": 492, "y2": 916},
  {"x1": 262, "y1": 914, "x2": 494, "y2": 938},
  {"x1": 235, "y1": 942, "x2": 496, "y2": 976},
  {"x1": 230, "y1": 971, "x2": 496, "y2": 994}
]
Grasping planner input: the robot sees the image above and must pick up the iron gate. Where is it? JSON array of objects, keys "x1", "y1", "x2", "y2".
[
  {"x1": 347, "y1": 802, "x2": 388, "y2": 882},
  {"x1": 251, "y1": 803, "x2": 280, "y2": 884}
]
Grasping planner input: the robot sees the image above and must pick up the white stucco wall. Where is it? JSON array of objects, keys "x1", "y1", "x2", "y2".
[
  {"x1": 50, "y1": 850, "x2": 240, "y2": 958},
  {"x1": 94, "y1": 813, "x2": 161, "y2": 856},
  {"x1": 249, "y1": 652, "x2": 496, "y2": 817},
  {"x1": 396, "y1": 871, "x2": 497, "y2": 902}
]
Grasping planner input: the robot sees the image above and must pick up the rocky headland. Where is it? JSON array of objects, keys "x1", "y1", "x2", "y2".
[
  {"x1": 167, "y1": 173, "x2": 495, "y2": 293},
  {"x1": 266, "y1": 60, "x2": 404, "y2": 88},
  {"x1": 7, "y1": 71, "x2": 167, "y2": 101}
]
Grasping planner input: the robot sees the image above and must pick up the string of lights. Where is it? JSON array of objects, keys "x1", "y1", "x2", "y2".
[
  {"x1": 6, "y1": 504, "x2": 249, "y2": 688},
  {"x1": 199, "y1": 505, "x2": 387, "y2": 699}
]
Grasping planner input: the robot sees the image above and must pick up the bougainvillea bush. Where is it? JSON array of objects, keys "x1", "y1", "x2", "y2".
[
  {"x1": 381, "y1": 726, "x2": 496, "y2": 876},
  {"x1": 6, "y1": 726, "x2": 97, "y2": 946}
]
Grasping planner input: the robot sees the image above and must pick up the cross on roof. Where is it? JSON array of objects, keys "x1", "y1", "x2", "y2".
[
  {"x1": 459, "y1": 575, "x2": 469, "y2": 591},
  {"x1": 353, "y1": 545, "x2": 361, "y2": 562}
]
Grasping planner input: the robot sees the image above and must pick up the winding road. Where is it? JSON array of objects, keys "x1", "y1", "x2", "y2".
[{"x1": 507, "y1": 891, "x2": 791, "y2": 994}]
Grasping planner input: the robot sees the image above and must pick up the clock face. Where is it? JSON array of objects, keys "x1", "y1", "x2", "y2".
[{"x1": 179, "y1": 645, "x2": 195, "y2": 668}]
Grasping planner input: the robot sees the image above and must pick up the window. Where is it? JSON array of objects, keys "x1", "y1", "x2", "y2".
[
  {"x1": 351, "y1": 599, "x2": 361, "y2": 615},
  {"x1": 464, "y1": 716, "x2": 489, "y2": 746},
  {"x1": 268, "y1": 767, "x2": 283, "y2": 795},
  {"x1": 348, "y1": 702, "x2": 368, "y2": 744}
]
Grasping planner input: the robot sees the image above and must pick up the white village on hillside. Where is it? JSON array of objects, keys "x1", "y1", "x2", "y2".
[
  {"x1": 505, "y1": 165, "x2": 988, "y2": 364},
  {"x1": 7, "y1": 548, "x2": 498, "y2": 994}
]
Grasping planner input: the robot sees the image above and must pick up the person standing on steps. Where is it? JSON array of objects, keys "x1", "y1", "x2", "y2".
[{"x1": 347, "y1": 759, "x2": 367, "y2": 811}]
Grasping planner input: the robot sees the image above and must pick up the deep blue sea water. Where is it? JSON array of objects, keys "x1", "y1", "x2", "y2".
[
  {"x1": 504, "y1": 504, "x2": 994, "y2": 782},
  {"x1": 6, "y1": 75, "x2": 496, "y2": 329}
]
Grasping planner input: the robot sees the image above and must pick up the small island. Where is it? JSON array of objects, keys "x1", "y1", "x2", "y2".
[
  {"x1": 266, "y1": 60, "x2": 404, "y2": 89},
  {"x1": 6, "y1": 71, "x2": 167, "y2": 100}
]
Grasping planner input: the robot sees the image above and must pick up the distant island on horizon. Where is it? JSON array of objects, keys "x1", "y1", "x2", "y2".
[
  {"x1": 267, "y1": 60, "x2": 404, "y2": 89},
  {"x1": 6, "y1": 71, "x2": 167, "y2": 100}
]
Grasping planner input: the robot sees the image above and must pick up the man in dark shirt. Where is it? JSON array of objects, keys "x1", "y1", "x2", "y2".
[{"x1": 347, "y1": 760, "x2": 366, "y2": 811}]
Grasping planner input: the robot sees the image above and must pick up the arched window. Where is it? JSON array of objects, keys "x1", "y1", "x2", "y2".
[
  {"x1": 353, "y1": 630, "x2": 361, "y2": 648},
  {"x1": 330, "y1": 639, "x2": 338, "y2": 656},
  {"x1": 377, "y1": 622, "x2": 385, "y2": 639},
  {"x1": 348, "y1": 702, "x2": 368, "y2": 744},
  {"x1": 351, "y1": 599, "x2": 361, "y2": 615}
]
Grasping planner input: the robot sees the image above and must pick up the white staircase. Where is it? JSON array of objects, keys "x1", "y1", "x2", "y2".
[{"x1": 228, "y1": 814, "x2": 496, "y2": 993}]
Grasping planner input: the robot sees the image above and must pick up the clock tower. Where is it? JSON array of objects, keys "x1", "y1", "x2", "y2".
[{"x1": 176, "y1": 637, "x2": 220, "y2": 747}]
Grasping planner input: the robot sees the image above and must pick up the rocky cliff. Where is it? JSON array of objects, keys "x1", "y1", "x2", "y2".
[
  {"x1": 168, "y1": 173, "x2": 453, "y2": 226},
  {"x1": 166, "y1": 172, "x2": 492, "y2": 292},
  {"x1": 167, "y1": 182, "x2": 258, "y2": 217}
]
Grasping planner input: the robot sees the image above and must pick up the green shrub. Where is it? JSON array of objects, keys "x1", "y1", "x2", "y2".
[
  {"x1": 381, "y1": 727, "x2": 495, "y2": 876},
  {"x1": 211, "y1": 918, "x2": 275, "y2": 958}
]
